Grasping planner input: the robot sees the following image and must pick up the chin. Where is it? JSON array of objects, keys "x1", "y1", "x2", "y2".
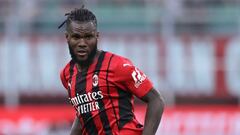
[
  {"x1": 70, "y1": 48, "x2": 97, "y2": 64},
  {"x1": 76, "y1": 57, "x2": 89, "y2": 63}
]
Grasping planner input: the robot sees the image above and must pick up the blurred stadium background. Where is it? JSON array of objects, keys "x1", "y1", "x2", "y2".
[{"x1": 0, "y1": 0, "x2": 240, "y2": 134}]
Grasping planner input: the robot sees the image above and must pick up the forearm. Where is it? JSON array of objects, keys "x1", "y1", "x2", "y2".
[
  {"x1": 142, "y1": 97, "x2": 164, "y2": 135},
  {"x1": 70, "y1": 116, "x2": 82, "y2": 135},
  {"x1": 141, "y1": 88, "x2": 165, "y2": 135}
]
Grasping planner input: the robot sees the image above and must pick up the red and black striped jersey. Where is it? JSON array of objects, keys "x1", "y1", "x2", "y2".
[{"x1": 60, "y1": 51, "x2": 153, "y2": 135}]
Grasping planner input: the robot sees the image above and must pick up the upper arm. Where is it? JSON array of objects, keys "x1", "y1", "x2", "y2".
[
  {"x1": 114, "y1": 57, "x2": 153, "y2": 98},
  {"x1": 141, "y1": 88, "x2": 165, "y2": 104}
]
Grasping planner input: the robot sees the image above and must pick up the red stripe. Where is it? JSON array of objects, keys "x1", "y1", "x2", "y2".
[
  {"x1": 63, "y1": 67, "x2": 68, "y2": 84},
  {"x1": 65, "y1": 62, "x2": 71, "y2": 81},
  {"x1": 105, "y1": 54, "x2": 121, "y2": 131},
  {"x1": 99, "y1": 52, "x2": 119, "y2": 134},
  {"x1": 61, "y1": 62, "x2": 71, "y2": 90}
]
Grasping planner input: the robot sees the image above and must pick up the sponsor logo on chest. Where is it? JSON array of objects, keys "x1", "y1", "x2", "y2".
[
  {"x1": 69, "y1": 73, "x2": 103, "y2": 115},
  {"x1": 69, "y1": 91, "x2": 104, "y2": 115}
]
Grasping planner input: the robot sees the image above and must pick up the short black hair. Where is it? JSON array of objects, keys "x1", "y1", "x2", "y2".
[{"x1": 58, "y1": 6, "x2": 97, "y2": 29}]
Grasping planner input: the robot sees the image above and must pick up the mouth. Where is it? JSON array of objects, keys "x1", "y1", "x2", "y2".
[{"x1": 76, "y1": 50, "x2": 88, "y2": 57}]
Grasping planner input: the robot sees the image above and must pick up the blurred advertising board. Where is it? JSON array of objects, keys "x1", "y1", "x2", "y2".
[{"x1": 0, "y1": 105, "x2": 239, "y2": 135}]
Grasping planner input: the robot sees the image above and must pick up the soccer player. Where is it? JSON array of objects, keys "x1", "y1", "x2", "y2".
[{"x1": 59, "y1": 7, "x2": 164, "y2": 135}]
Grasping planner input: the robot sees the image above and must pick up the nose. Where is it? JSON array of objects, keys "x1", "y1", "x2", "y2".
[{"x1": 77, "y1": 38, "x2": 87, "y2": 48}]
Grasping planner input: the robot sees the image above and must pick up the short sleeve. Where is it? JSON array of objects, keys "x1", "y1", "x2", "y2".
[
  {"x1": 60, "y1": 69, "x2": 68, "y2": 90},
  {"x1": 114, "y1": 58, "x2": 153, "y2": 98}
]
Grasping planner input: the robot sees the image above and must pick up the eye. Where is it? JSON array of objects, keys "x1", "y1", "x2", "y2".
[
  {"x1": 71, "y1": 34, "x2": 80, "y2": 40},
  {"x1": 84, "y1": 35, "x2": 94, "y2": 40}
]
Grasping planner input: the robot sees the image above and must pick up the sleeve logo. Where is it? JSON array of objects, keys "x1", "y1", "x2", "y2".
[
  {"x1": 131, "y1": 67, "x2": 146, "y2": 88},
  {"x1": 123, "y1": 63, "x2": 131, "y2": 67}
]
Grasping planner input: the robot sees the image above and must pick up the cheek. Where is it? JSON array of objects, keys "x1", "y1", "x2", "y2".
[
  {"x1": 87, "y1": 39, "x2": 97, "y2": 47},
  {"x1": 68, "y1": 40, "x2": 77, "y2": 47},
  {"x1": 68, "y1": 43, "x2": 77, "y2": 52}
]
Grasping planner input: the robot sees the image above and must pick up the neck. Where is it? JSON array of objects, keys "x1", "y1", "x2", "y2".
[{"x1": 76, "y1": 50, "x2": 101, "y2": 72}]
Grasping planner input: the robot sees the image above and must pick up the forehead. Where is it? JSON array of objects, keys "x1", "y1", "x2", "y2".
[{"x1": 67, "y1": 21, "x2": 96, "y2": 34}]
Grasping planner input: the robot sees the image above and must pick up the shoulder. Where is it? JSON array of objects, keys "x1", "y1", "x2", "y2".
[
  {"x1": 103, "y1": 52, "x2": 136, "y2": 79},
  {"x1": 104, "y1": 51, "x2": 133, "y2": 69},
  {"x1": 60, "y1": 60, "x2": 74, "y2": 82},
  {"x1": 60, "y1": 60, "x2": 75, "y2": 90}
]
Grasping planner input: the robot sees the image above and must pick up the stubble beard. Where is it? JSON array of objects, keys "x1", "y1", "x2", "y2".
[{"x1": 68, "y1": 45, "x2": 97, "y2": 65}]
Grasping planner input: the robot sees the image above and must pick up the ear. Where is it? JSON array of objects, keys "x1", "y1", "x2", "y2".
[
  {"x1": 96, "y1": 32, "x2": 99, "y2": 40},
  {"x1": 65, "y1": 32, "x2": 69, "y2": 40}
]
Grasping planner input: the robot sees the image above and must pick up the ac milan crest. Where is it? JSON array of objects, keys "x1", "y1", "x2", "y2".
[{"x1": 92, "y1": 73, "x2": 99, "y2": 87}]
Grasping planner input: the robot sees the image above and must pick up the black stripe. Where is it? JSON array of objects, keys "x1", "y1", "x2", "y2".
[
  {"x1": 117, "y1": 88, "x2": 134, "y2": 129},
  {"x1": 67, "y1": 60, "x2": 75, "y2": 98},
  {"x1": 93, "y1": 51, "x2": 113, "y2": 135},
  {"x1": 75, "y1": 64, "x2": 98, "y2": 135},
  {"x1": 106, "y1": 55, "x2": 120, "y2": 129}
]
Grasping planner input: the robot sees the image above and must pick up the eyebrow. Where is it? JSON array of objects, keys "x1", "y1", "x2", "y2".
[
  {"x1": 70, "y1": 30, "x2": 95, "y2": 34},
  {"x1": 70, "y1": 31, "x2": 96, "y2": 37}
]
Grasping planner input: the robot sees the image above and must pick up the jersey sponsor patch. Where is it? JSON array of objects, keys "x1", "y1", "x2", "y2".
[
  {"x1": 123, "y1": 63, "x2": 131, "y2": 67},
  {"x1": 69, "y1": 91, "x2": 104, "y2": 115},
  {"x1": 131, "y1": 67, "x2": 146, "y2": 88}
]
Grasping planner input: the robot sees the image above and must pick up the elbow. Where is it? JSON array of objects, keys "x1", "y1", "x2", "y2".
[
  {"x1": 149, "y1": 94, "x2": 165, "y2": 113},
  {"x1": 142, "y1": 88, "x2": 165, "y2": 112}
]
